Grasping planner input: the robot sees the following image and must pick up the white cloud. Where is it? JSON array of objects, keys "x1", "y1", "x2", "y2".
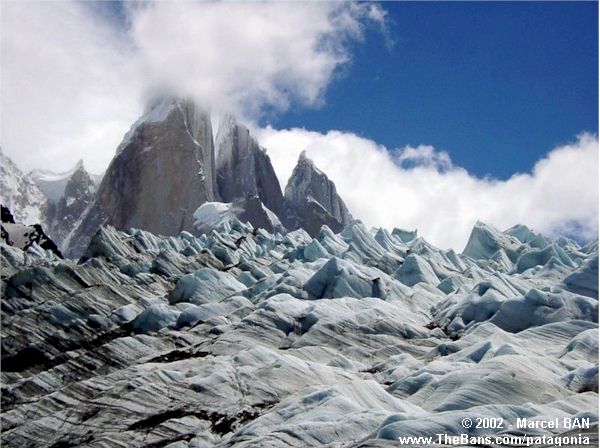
[
  {"x1": 258, "y1": 127, "x2": 598, "y2": 250},
  {"x1": 128, "y1": 1, "x2": 385, "y2": 116},
  {"x1": 1, "y1": 1, "x2": 143, "y2": 174},
  {"x1": 392, "y1": 145, "x2": 453, "y2": 172},
  {"x1": 1, "y1": 1, "x2": 385, "y2": 173}
]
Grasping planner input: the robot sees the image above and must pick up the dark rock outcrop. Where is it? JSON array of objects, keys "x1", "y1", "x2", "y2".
[
  {"x1": 283, "y1": 152, "x2": 353, "y2": 236},
  {"x1": 216, "y1": 115, "x2": 285, "y2": 216},
  {"x1": 44, "y1": 161, "x2": 97, "y2": 249},
  {"x1": 1, "y1": 205, "x2": 15, "y2": 224}
]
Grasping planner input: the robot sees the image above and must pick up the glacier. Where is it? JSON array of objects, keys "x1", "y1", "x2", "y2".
[{"x1": 1, "y1": 215, "x2": 597, "y2": 447}]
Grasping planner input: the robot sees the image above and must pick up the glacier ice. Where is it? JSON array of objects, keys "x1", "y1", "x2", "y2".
[
  {"x1": 393, "y1": 253, "x2": 439, "y2": 287},
  {"x1": 463, "y1": 221, "x2": 524, "y2": 262},
  {"x1": 169, "y1": 268, "x2": 246, "y2": 305},
  {"x1": 132, "y1": 303, "x2": 181, "y2": 334},
  {"x1": 563, "y1": 254, "x2": 599, "y2": 298},
  {"x1": 1, "y1": 218, "x2": 597, "y2": 447}
]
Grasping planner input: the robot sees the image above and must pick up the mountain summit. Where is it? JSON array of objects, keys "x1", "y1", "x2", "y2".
[
  {"x1": 65, "y1": 98, "x2": 218, "y2": 256},
  {"x1": 45, "y1": 161, "x2": 97, "y2": 249},
  {"x1": 30, "y1": 159, "x2": 102, "y2": 203},
  {"x1": 215, "y1": 115, "x2": 284, "y2": 216},
  {"x1": 57, "y1": 98, "x2": 351, "y2": 256},
  {"x1": 283, "y1": 151, "x2": 353, "y2": 235}
]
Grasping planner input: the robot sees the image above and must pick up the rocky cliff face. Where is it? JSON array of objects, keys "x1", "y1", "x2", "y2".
[
  {"x1": 284, "y1": 151, "x2": 353, "y2": 236},
  {"x1": 200, "y1": 122, "x2": 353, "y2": 237},
  {"x1": 44, "y1": 161, "x2": 97, "y2": 250},
  {"x1": 65, "y1": 98, "x2": 218, "y2": 257},
  {"x1": 56, "y1": 99, "x2": 354, "y2": 256},
  {"x1": 216, "y1": 115, "x2": 285, "y2": 216},
  {"x1": 30, "y1": 160, "x2": 103, "y2": 204},
  {"x1": 0, "y1": 151, "x2": 47, "y2": 225}
]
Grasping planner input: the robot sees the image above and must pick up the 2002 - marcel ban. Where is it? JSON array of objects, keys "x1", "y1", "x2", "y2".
[{"x1": 472, "y1": 417, "x2": 591, "y2": 430}]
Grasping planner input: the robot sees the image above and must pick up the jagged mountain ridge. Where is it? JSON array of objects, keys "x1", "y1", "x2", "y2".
[
  {"x1": 1, "y1": 154, "x2": 103, "y2": 252},
  {"x1": 2, "y1": 98, "x2": 352, "y2": 257},
  {"x1": 30, "y1": 159, "x2": 103, "y2": 203},
  {"x1": 284, "y1": 151, "x2": 353, "y2": 235},
  {"x1": 65, "y1": 98, "x2": 220, "y2": 257},
  {"x1": 61, "y1": 98, "x2": 352, "y2": 257},
  {"x1": 1, "y1": 214, "x2": 597, "y2": 447},
  {"x1": 44, "y1": 162, "x2": 97, "y2": 251}
]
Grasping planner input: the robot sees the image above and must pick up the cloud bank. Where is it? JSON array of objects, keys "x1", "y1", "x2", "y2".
[
  {"x1": 258, "y1": 127, "x2": 598, "y2": 250},
  {"x1": 1, "y1": 0, "x2": 385, "y2": 173},
  {"x1": 1, "y1": 1, "x2": 142, "y2": 174},
  {"x1": 130, "y1": 1, "x2": 386, "y2": 115}
]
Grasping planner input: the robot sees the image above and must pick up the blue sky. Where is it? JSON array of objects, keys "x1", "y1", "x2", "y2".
[{"x1": 270, "y1": 2, "x2": 598, "y2": 179}]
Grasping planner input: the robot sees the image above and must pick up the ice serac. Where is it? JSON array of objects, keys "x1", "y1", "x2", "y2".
[
  {"x1": 65, "y1": 98, "x2": 218, "y2": 257},
  {"x1": 45, "y1": 161, "x2": 97, "y2": 250},
  {"x1": 284, "y1": 151, "x2": 353, "y2": 236},
  {"x1": 394, "y1": 253, "x2": 439, "y2": 287},
  {"x1": 462, "y1": 221, "x2": 524, "y2": 262},
  {"x1": 562, "y1": 254, "x2": 599, "y2": 299},
  {"x1": 0, "y1": 151, "x2": 47, "y2": 225},
  {"x1": 216, "y1": 115, "x2": 284, "y2": 216}
]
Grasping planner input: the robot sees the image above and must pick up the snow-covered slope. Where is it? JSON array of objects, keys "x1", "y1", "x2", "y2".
[
  {"x1": 193, "y1": 198, "x2": 284, "y2": 235},
  {"x1": 2, "y1": 219, "x2": 597, "y2": 447},
  {"x1": 0, "y1": 151, "x2": 47, "y2": 225},
  {"x1": 193, "y1": 201, "x2": 240, "y2": 233},
  {"x1": 30, "y1": 166, "x2": 74, "y2": 203}
]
